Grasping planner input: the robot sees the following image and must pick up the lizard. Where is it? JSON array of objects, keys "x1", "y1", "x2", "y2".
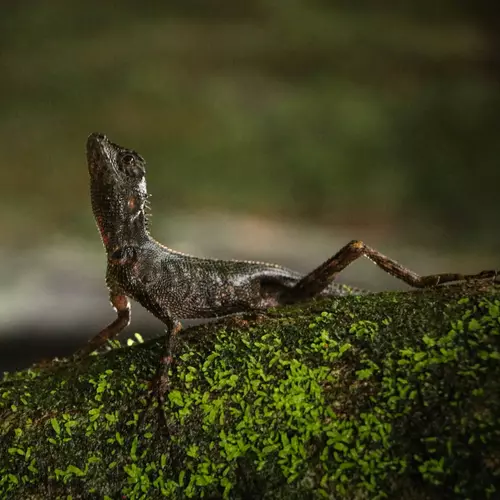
[{"x1": 76, "y1": 132, "x2": 498, "y2": 403}]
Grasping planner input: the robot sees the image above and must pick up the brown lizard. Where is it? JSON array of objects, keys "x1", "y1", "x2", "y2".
[{"x1": 76, "y1": 132, "x2": 498, "y2": 403}]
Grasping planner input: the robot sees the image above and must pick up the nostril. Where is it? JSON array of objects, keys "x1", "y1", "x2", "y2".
[
  {"x1": 87, "y1": 133, "x2": 109, "y2": 155},
  {"x1": 88, "y1": 132, "x2": 107, "y2": 143}
]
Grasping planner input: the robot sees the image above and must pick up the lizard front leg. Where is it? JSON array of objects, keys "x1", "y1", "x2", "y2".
[
  {"x1": 149, "y1": 315, "x2": 182, "y2": 407},
  {"x1": 74, "y1": 292, "x2": 131, "y2": 359},
  {"x1": 136, "y1": 311, "x2": 182, "y2": 429},
  {"x1": 284, "y1": 240, "x2": 498, "y2": 302}
]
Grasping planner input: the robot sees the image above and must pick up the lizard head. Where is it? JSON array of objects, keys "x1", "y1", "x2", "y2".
[{"x1": 87, "y1": 133, "x2": 150, "y2": 246}]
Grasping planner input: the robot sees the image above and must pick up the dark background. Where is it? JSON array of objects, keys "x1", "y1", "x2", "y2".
[{"x1": 1, "y1": 1, "x2": 499, "y2": 372}]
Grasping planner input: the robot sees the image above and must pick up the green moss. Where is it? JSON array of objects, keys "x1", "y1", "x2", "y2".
[{"x1": 1, "y1": 283, "x2": 500, "y2": 498}]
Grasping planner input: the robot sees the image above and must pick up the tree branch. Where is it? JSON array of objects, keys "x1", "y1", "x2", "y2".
[{"x1": 1, "y1": 282, "x2": 500, "y2": 499}]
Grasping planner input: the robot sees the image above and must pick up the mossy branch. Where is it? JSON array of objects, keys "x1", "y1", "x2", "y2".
[{"x1": 2, "y1": 282, "x2": 500, "y2": 499}]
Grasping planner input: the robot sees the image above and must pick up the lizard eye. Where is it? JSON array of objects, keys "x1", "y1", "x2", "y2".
[
  {"x1": 121, "y1": 154, "x2": 135, "y2": 165},
  {"x1": 118, "y1": 151, "x2": 146, "y2": 178}
]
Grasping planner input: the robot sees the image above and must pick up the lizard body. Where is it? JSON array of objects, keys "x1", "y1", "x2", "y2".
[{"x1": 78, "y1": 132, "x2": 497, "y2": 399}]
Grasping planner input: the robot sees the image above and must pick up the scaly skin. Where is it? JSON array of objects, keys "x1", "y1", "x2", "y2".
[{"x1": 77, "y1": 132, "x2": 498, "y2": 404}]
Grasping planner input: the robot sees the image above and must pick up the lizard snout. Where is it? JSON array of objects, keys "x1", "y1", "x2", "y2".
[
  {"x1": 87, "y1": 132, "x2": 108, "y2": 148},
  {"x1": 87, "y1": 133, "x2": 114, "y2": 176}
]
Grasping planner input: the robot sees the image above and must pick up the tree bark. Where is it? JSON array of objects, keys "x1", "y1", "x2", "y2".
[{"x1": 1, "y1": 282, "x2": 500, "y2": 499}]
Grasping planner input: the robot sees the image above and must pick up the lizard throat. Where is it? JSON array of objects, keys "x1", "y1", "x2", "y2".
[{"x1": 94, "y1": 206, "x2": 151, "y2": 251}]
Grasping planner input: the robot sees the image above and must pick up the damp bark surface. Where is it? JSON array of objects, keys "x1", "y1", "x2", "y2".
[{"x1": 1, "y1": 282, "x2": 500, "y2": 499}]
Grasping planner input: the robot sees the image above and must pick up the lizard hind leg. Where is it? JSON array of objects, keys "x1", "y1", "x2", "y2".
[{"x1": 283, "y1": 240, "x2": 498, "y2": 303}]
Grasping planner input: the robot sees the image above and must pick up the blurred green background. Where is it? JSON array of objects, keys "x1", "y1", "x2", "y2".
[
  {"x1": 2, "y1": 0, "x2": 499, "y2": 247},
  {"x1": 1, "y1": 1, "x2": 499, "y2": 369}
]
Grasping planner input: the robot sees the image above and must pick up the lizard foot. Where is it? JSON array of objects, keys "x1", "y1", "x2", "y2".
[
  {"x1": 138, "y1": 370, "x2": 172, "y2": 432},
  {"x1": 148, "y1": 371, "x2": 170, "y2": 408}
]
